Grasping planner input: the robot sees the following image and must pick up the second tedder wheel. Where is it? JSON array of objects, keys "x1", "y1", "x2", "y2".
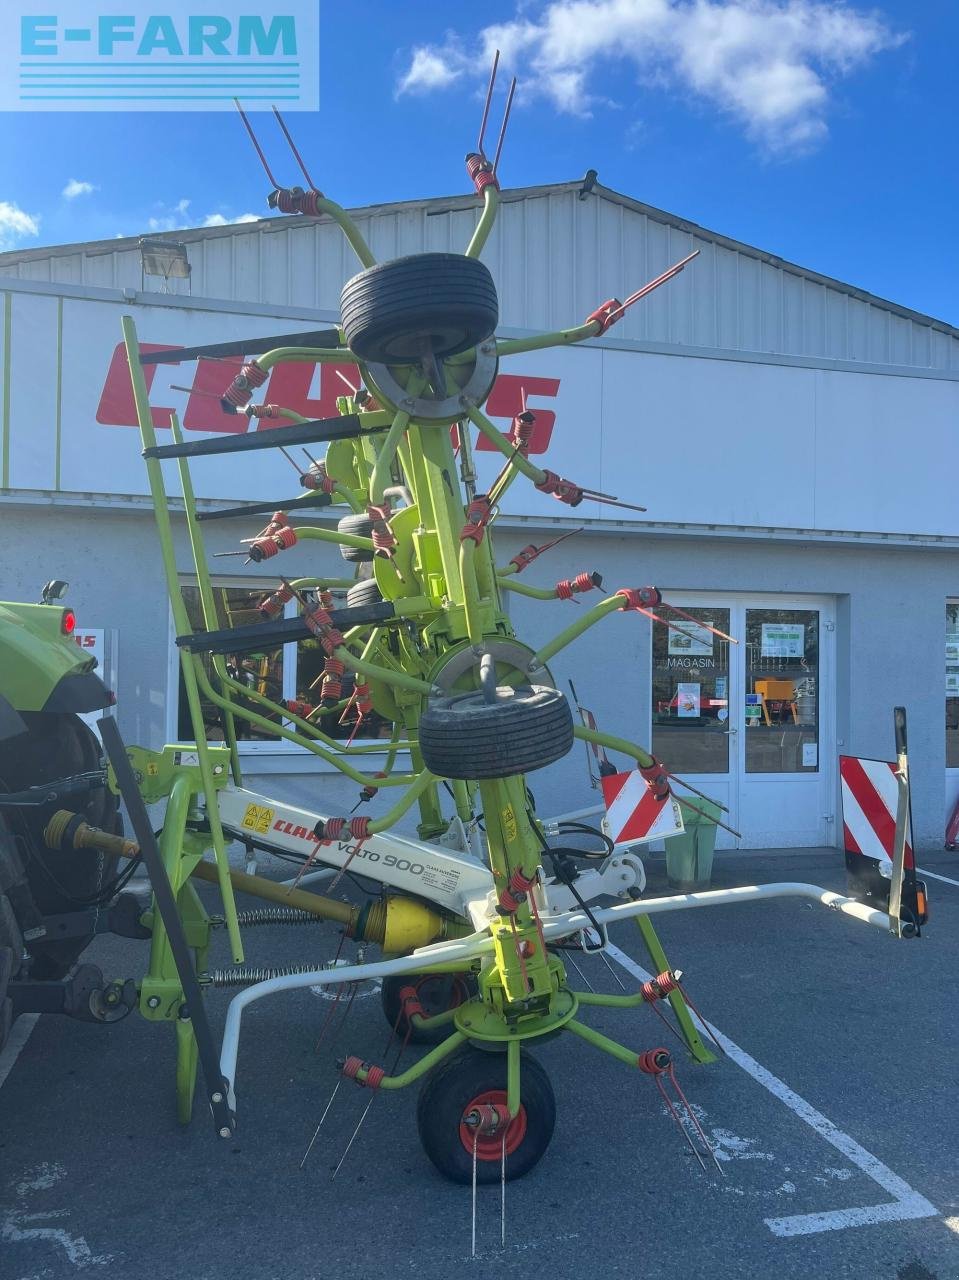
[
  {"x1": 337, "y1": 512, "x2": 374, "y2": 563},
  {"x1": 345, "y1": 577, "x2": 383, "y2": 608},
  {"x1": 418, "y1": 685, "x2": 573, "y2": 779},
  {"x1": 417, "y1": 1046, "x2": 556, "y2": 1184},
  {"x1": 340, "y1": 252, "x2": 499, "y2": 364},
  {"x1": 381, "y1": 971, "x2": 477, "y2": 1045}
]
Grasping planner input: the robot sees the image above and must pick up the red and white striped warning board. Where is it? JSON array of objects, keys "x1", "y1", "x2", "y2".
[
  {"x1": 839, "y1": 755, "x2": 913, "y2": 868},
  {"x1": 601, "y1": 770, "x2": 685, "y2": 847}
]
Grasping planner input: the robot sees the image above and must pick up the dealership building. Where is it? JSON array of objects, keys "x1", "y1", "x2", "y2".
[{"x1": 0, "y1": 177, "x2": 956, "y2": 852}]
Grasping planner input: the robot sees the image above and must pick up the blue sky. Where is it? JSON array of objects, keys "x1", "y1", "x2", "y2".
[{"x1": 0, "y1": 0, "x2": 955, "y2": 324}]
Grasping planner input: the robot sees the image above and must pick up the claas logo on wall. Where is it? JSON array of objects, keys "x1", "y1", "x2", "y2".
[{"x1": 95, "y1": 343, "x2": 559, "y2": 454}]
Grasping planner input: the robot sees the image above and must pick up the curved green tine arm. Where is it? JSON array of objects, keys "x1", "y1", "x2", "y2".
[
  {"x1": 464, "y1": 403, "x2": 547, "y2": 485},
  {"x1": 526, "y1": 593, "x2": 627, "y2": 670},
  {"x1": 497, "y1": 576, "x2": 563, "y2": 601},
  {"x1": 121, "y1": 317, "x2": 244, "y2": 963},
  {"x1": 465, "y1": 184, "x2": 500, "y2": 259},
  {"x1": 370, "y1": 405, "x2": 414, "y2": 506},
  {"x1": 193, "y1": 663, "x2": 419, "y2": 786},
  {"x1": 292, "y1": 525, "x2": 374, "y2": 552},
  {"x1": 495, "y1": 318, "x2": 601, "y2": 359},
  {"x1": 573, "y1": 722, "x2": 655, "y2": 771},
  {"x1": 311, "y1": 196, "x2": 376, "y2": 269},
  {"x1": 367, "y1": 768, "x2": 438, "y2": 835}
]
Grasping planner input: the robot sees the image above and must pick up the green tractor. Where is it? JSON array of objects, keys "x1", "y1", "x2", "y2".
[{"x1": 0, "y1": 582, "x2": 133, "y2": 1051}]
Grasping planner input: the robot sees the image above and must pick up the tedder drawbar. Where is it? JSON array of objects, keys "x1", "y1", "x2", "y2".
[{"x1": 76, "y1": 60, "x2": 924, "y2": 1217}]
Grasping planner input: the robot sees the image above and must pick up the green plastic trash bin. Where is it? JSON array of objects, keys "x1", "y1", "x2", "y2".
[{"x1": 665, "y1": 796, "x2": 723, "y2": 891}]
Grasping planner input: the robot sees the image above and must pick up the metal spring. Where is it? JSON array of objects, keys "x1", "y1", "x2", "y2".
[
  {"x1": 204, "y1": 963, "x2": 326, "y2": 988},
  {"x1": 235, "y1": 908, "x2": 325, "y2": 928}
]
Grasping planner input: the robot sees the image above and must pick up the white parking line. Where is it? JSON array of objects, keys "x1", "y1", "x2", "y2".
[
  {"x1": 0, "y1": 1015, "x2": 38, "y2": 1090},
  {"x1": 605, "y1": 943, "x2": 938, "y2": 1238},
  {"x1": 917, "y1": 867, "x2": 959, "y2": 889}
]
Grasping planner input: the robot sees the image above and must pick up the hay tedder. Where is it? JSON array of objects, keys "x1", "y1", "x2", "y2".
[{"x1": 28, "y1": 61, "x2": 922, "y2": 1203}]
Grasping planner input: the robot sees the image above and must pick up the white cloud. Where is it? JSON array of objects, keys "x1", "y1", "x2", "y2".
[
  {"x1": 396, "y1": 45, "x2": 465, "y2": 95},
  {"x1": 396, "y1": 1, "x2": 906, "y2": 152},
  {"x1": 202, "y1": 212, "x2": 260, "y2": 227},
  {"x1": 0, "y1": 201, "x2": 40, "y2": 252},
  {"x1": 62, "y1": 178, "x2": 97, "y2": 200}
]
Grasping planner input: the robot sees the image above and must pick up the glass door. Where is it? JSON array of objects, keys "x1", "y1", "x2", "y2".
[
  {"x1": 651, "y1": 603, "x2": 736, "y2": 848},
  {"x1": 738, "y1": 604, "x2": 831, "y2": 848},
  {"x1": 650, "y1": 594, "x2": 835, "y2": 849}
]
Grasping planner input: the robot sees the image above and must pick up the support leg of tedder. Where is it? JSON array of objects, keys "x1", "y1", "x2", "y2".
[{"x1": 96, "y1": 69, "x2": 918, "y2": 1194}]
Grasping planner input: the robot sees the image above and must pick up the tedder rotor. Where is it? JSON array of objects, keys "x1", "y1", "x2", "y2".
[{"x1": 82, "y1": 58, "x2": 925, "y2": 1207}]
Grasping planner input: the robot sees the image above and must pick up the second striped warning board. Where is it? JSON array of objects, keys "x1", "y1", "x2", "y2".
[
  {"x1": 839, "y1": 754, "x2": 913, "y2": 868},
  {"x1": 601, "y1": 769, "x2": 685, "y2": 847}
]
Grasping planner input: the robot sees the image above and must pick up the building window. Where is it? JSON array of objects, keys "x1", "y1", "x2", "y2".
[
  {"x1": 947, "y1": 603, "x2": 959, "y2": 768},
  {"x1": 175, "y1": 581, "x2": 390, "y2": 749}
]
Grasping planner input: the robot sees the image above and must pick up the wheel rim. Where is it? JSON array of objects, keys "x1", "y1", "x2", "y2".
[
  {"x1": 414, "y1": 974, "x2": 470, "y2": 1019},
  {"x1": 458, "y1": 1090, "x2": 527, "y2": 1161}
]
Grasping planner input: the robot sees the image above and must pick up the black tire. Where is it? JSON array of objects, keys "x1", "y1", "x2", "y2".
[
  {"x1": 341, "y1": 253, "x2": 498, "y2": 364},
  {"x1": 346, "y1": 577, "x2": 383, "y2": 608},
  {"x1": 337, "y1": 512, "x2": 374, "y2": 564},
  {"x1": 0, "y1": 713, "x2": 121, "y2": 979},
  {"x1": 417, "y1": 1046, "x2": 555, "y2": 1184},
  {"x1": 418, "y1": 685, "x2": 573, "y2": 780},
  {"x1": 381, "y1": 971, "x2": 477, "y2": 1045}
]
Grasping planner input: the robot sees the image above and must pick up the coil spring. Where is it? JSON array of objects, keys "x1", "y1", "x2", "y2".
[
  {"x1": 234, "y1": 907, "x2": 324, "y2": 928},
  {"x1": 204, "y1": 963, "x2": 326, "y2": 989}
]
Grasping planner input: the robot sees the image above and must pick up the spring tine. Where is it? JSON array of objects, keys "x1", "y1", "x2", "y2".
[
  {"x1": 279, "y1": 445, "x2": 303, "y2": 474},
  {"x1": 169, "y1": 383, "x2": 223, "y2": 399},
  {"x1": 234, "y1": 98, "x2": 283, "y2": 188},
  {"x1": 667, "y1": 771, "x2": 730, "y2": 813},
  {"x1": 668, "y1": 1065, "x2": 724, "y2": 1175},
  {"x1": 331, "y1": 1093, "x2": 375, "y2": 1182},
  {"x1": 501, "y1": 1130, "x2": 507, "y2": 1246},
  {"x1": 660, "y1": 601, "x2": 738, "y2": 644},
  {"x1": 334, "y1": 368, "x2": 359, "y2": 393},
  {"x1": 611, "y1": 250, "x2": 700, "y2": 320},
  {"x1": 564, "y1": 950, "x2": 594, "y2": 992},
  {"x1": 272, "y1": 105, "x2": 319, "y2": 189},
  {"x1": 492, "y1": 76, "x2": 517, "y2": 178},
  {"x1": 478, "y1": 49, "x2": 500, "y2": 155},
  {"x1": 593, "y1": 495, "x2": 649, "y2": 514},
  {"x1": 655, "y1": 1075, "x2": 706, "y2": 1172},
  {"x1": 300, "y1": 1077, "x2": 341, "y2": 1168},
  {"x1": 676, "y1": 798, "x2": 742, "y2": 841},
  {"x1": 302, "y1": 447, "x2": 320, "y2": 466},
  {"x1": 471, "y1": 1130, "x2": 479, "y2": 1258},
  {"x1": 598, "y1": 948, "x2": 627, "y2": 990}
]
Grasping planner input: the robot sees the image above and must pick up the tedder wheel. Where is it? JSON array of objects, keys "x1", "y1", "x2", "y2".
[
  {"x1": 381, "y1": 971, "x2": 478, "y2": 1045},
  {"x1": 345, "y1": 577, "x2": 383, "y2": 608},
  {"x1": 337, "y1": 512, "x2": 374, "y2": 563},
  {"x1": 418, "y1": 685, "x2": 574, "y2": 780},
  {"x1": 417, "y1": 1046, "x2": 556, "y2": 1184},
  {"x1": 0, "y1": 712, "x2": 121, "y2": 979},
  {"x1": 340, "y1": 252, "x2": 499, "y2": 365}
]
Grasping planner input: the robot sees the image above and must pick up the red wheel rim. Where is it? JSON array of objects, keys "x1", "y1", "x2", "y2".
[{"x1": 458, "y1": 1090, "x2": 527, "y2": 1160}]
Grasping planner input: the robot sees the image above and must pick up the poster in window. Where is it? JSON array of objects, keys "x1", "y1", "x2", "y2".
[
  {"x1": 667, "y1": 623, "x2": 713, "y2": 657},
  {"x1": 760, "y1": 623, "x2": 805, "y2": 659},
  {"x1": 676, "y1": 683, "x2": 701, "y2": 718}
]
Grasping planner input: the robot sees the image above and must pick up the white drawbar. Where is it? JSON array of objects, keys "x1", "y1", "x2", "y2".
[{"x1": 218, "y1": 881, "x2": 892, "y2": 1106}]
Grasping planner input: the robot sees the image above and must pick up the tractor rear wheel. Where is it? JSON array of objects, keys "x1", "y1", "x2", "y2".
[
  {"x1": 418, "y1": 685, "x2": 573, "y2": 780},
  {"x1": 417, "y1": 1046, "x2": 555, "y2": 1184},
  {"x1": 0, "y1": 713, "x2": 121, "y2": 979},
  {"x1": 340, "y1": 253, "x2": 498, "y2": 364}
]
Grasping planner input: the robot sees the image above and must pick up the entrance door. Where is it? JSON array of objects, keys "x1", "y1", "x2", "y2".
[{"x1": 650, "y1": 594, "x2": 835, "y2": 849}]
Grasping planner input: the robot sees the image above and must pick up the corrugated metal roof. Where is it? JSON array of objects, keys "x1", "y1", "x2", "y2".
[{"x1": 2, "y1": 179, "x2": 957, "y2": 370}]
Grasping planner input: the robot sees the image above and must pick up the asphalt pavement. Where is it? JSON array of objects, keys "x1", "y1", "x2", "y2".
[{"x1": 1, "y1": 846, "x2": 957, "y2": 1280}]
